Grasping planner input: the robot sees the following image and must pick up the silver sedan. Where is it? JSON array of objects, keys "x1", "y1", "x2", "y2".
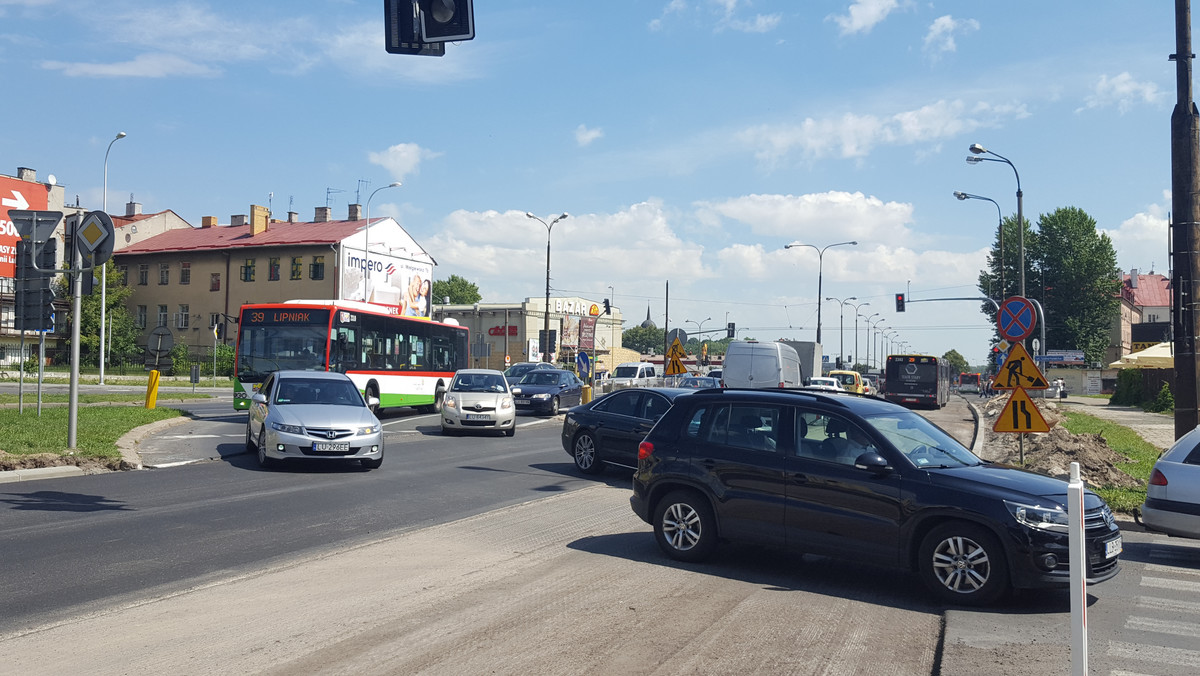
[{"x1": 246, "y1": 370, "x2": 384, "y2": 470}]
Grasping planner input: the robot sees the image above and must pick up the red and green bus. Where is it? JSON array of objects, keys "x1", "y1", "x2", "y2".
[
  {"x1": 884, "y1": 354, "x2": 951, "y2": 409},
  {"x1": 234, "y1": 300, "x2": 469, "y2": 412},
  {"x1": 958, "y1": 372, "x2": 982, "y2": 394}
]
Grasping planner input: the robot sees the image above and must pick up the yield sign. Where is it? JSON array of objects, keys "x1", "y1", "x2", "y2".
[
  {"x1": 997, "y1": 296, "x2": 1036, "y2": 342},
  {"x1": 992, "y1": 342, "x2": 1049, "y2": 390},
  {"x1": 994, "y1": 387, "x2": 1053, "y2": 434}
]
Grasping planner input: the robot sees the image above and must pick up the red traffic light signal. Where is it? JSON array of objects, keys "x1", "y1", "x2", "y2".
[{"x1": 895, "y1": 293, "x2": 906, "y2": 312}]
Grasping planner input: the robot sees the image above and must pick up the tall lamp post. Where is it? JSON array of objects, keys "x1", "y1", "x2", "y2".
[
  {"x1": 361, "y1": 182, "x2": 403, "y2": 302},
  {"x1": 824, "y1": 296, "x2": 856, "y2": 366},
  {"x1": 784, "y1": 240, "x2": 857, "y2": 345},
  {"x1": 847, "y1": 301, "x2": 869, "y2": 368},
  {"x1": 954, "y1": 190, "x2": 1005, "y2": 298},
  {"x1": 862, "y1": 311, "x2": 880, "y2": 369},
  {"x1": 870, "y1": 319, "x2": 887, "y2": 369},
  {"x1": 967, "y1": 144, "x2": 1023, "y2": 297},
  {"x1": 526, "y1": 212, "x2": 569, "y2": 362},
  {"x1": 98, "y1": 131, "x2": 127, "y2": 385}
]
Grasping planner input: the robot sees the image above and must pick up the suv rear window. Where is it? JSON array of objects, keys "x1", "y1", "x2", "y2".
[{"x1": 684, "y1": 403, "x2": 781, "y2": 453}]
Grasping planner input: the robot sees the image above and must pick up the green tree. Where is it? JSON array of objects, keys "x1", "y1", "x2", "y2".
[
  {"x1": 941, "y1": 349, "x2": 969, "y2": 375},
  {"x1": 55, "y1": 260, "x2": 141, "y2": 367},
  {"x1": 431, "y1": 274, "x2": 481, "y2": 304},
  {"x1": 622, "y1": 325, "x2": 666, "y2": 355},
  {"x1": 977, "y1": 213, "x2": 1033, "y2": 309}
]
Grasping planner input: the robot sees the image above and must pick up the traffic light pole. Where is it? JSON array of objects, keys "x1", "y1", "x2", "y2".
[{"x1": 68, "y1": 215, "x2": 83, "y2": 449}]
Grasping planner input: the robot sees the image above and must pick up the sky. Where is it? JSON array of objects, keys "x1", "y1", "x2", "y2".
[{"x1": 0, "y1": 0, "x2": 1182, "y2": 368}]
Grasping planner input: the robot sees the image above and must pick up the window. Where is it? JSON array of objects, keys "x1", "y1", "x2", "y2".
[
  {"x1": 175, "y1": 304, "x2": 190, "y2": 329},
  {"x1": 138, "y1": 264, "x2": 149, "y2": 285},
  {"x1": 119, "y1": 265, "x2": 129, "y2": 286},
  {"x1": 157, "y1": 305, "x2": 168, "y2": 328},
  {"x1": 310, "y1": 255, "x2": 325, "y2": 280},
  {"x1": 240, "y1": 259, "x2": 255, "y2": 282},
  {"x1": 136, "y1": 305, "x2": 147, "y2": 328},
  {"x1": 290, "y1": 257, "x2": 303, "y2": 280},
  {"x1": 159, "y1": 263, "x2": 170, "y2": 285},
  {"x1": 210, "y1": 273, "x2": 221, "y2": 292},
  {"x1": 684, "y1": 403, "x2": 781, "y2": 453},
  {"x1": 269, "y1": 257, "x2": 280, "y2": 281},
  {"x1": 180, "y1": 262, "x2": 191, "y2": 285}
]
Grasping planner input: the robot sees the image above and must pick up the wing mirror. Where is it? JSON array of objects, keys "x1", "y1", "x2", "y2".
[
  {"x1": 251, "y1": 393, "x2": 267, "y2": 404},
  {"x1": 854, "y1": 452, "x2": 892, "y2": 473}
]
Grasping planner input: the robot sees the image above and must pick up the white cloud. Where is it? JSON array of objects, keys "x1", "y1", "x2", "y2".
[
  {"x1": 694, "y1": 191, "x2": 915, "y2": 245},
  {"x1": 1102, "y1": 192, "x2": 1170, "y2": 272},
  {"x1": 648, "y1": 0, "x2": 687, "y2": 31},
  {"x1": 922, "y1": 15, "x2": 979, "y2": 59},
  {"x1": 368, "y1": 143, "x2": 442, "y2": 183},
  {"x1": 42, "y1": 52, "x2": 218, "y2": 78},
  {"x1": 828, "y1": 0, "x2": 900, "y2": 36},
  {"x1": 1079, "y1": 72, "x2": 1165, "y2": 114},
  {"x1": 575, "y1": 124, "x2": 604, "y2": 147},
  {"x1": 649, "y1": 0, "x2": 780, "y2": 34}
]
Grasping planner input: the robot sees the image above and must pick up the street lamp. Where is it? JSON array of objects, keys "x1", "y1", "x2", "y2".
[
  {"x1": 954, "y1": 190, "x2": 1005, "y2": 298},
  {"x1": 527, "y1": 212, "x2": 569, "y2": 362},
  {"x1": 862, "y1": 311, "x2": 880, "y2": 368},
  {"x1": 784, "y1": 240, "x2": 857, "y2": 345},
  {"x1": 98, "y1": 131, "x2": 127, "y2": 385},
  {"x1": 967, "y1": 143, "x2": 1024, "y2": 297},
  {"x1": 870, "y1": 319, "x2": 887, "y2": 369},
  {"x1": 824, "y1": 296, "x2": 856, "y2": 366},
  {"x1": 847, "y1": 301, "x2": 869, "y2": 368},
  {"x1": 362, "y1": 182, "x2": 403, "y2": 302}
]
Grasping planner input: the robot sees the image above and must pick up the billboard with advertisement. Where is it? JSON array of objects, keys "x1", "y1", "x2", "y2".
[
  {"x1": 340, "y1": 246, "x2": 433, "y2": 318},
  {"x1": 0, "y1": 176, "x2": 51, "y2": 278}
]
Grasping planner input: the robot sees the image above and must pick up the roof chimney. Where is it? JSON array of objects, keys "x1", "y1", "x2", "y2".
[
  {"x1": 287, "y1": 211, "x2": 298, "y2": 223},
  {"x1": 251, "y1": 204, "x2": 269, "y2": 236},
  {"x1": 314, "y1": 206, "x2": 332, "y2": 223},
  {"x1": 16, "y1": 167, "x2": 35, "y2": 182},
  {"x1": 348, "y1": 203, "x2": 363, "y2": 220},
  {"x1": 125, "y1": 199, "x2": 142, "y2": 217},
  {"x1": 1130, "y1": 269, "x2": 1139, "y2": 288},
  {"x1": 231, "y1": 214, "x2": 248, "y2": 226},
  {"x1": 201, "y1": 216, "x2": 218, "y2": 228}
]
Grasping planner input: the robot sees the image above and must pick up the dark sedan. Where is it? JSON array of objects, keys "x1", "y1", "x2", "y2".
[
  {"x1": 511, "y1": 369, "x2": 584, "y2": 416},
  {"x1": 561, "y1": 387, "x2": 693, "y2": 474}
]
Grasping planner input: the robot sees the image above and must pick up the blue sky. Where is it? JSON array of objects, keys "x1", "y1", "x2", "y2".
[{"x1": 0, "y1": 1, "x2": 1178, "y2": 367}]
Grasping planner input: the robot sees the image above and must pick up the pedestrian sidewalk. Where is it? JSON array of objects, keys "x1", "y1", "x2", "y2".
[{"x1": 1056, "y1": 396, "x2": 1176, "y2": 451}]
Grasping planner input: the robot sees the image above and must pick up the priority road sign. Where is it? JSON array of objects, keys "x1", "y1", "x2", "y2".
[
  {"x1": 992, "y1": 342, "x2": 1049, "y2": 391},
  {"x1": 994, "y1": 387, "x2": 1052, "y2": 434},
  {"x1": 997, "y1": 296, "x2": 1037, "y2": 342}
]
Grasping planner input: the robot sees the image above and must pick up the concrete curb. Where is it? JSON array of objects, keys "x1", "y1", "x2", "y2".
[{"x1": 0, "y1": 465, "x2": 85, "y2": 483}]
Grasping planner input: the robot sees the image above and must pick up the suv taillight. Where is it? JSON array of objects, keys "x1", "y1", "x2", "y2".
[
  {"x1": 638, "y1": 441, "x2": 654, "y2": 460},
  {"x1": 1149, "y1": 468, "x2": 1168, "y2": 486}
]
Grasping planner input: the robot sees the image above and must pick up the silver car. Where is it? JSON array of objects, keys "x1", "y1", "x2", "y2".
[
  {"x1": 245, "y1": 370, "x2": 384, "y2": 470},
  {"x1": 1141, "y1": 425, "x2": 1200, "y2": 539},
  {"x1": 442, "y1": 369, "x2": 517, "y2": 436}
]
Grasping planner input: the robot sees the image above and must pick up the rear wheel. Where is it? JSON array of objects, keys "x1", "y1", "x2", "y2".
[
  {"x1": 918, "y1": 522, "x2": 1009, "y2": 606},
  {"x1": 653, "y1": 490, "x2": 717, "y2": 563},
  {"x1": 572, "y1": 432, "x2": 603, "y2": 474}
]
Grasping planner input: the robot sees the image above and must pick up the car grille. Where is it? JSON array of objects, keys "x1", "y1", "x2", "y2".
[
  {"x1": 462, "y1": 420, "x2": 498, "y2": 427},
  {"x1": 305, "y1": 427, "x2": 354, "y2": 440},
  {"x1": 1084, "y1": 505, "x2": 1116, "y2": 531}
]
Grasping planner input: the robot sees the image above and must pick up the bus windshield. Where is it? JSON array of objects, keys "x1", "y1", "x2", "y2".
[{"x1": 237, "y1": 309, "x2": 331, "y2": 381}]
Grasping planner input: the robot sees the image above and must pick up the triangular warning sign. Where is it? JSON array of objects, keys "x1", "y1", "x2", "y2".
[
  {"x1": 991, "y1": 343, "x2": 1049, "y2": 390},
  {"x1": 994, "y1": 387, "x2": 1053, "y2": 433},
  {"x1": 665, "y1": 338, "x2": 688, "y2": 376}
]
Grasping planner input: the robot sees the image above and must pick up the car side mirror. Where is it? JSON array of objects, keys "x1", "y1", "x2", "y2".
[
  {"x1": 251, "y1": 393, "x2": 267, "y2": 404},
  {"x1": 366, "y1": 396, "x2": 380, "y2": 408},
  {"x1": 854, "y1": 452, "x2": 892, "y2": 473}
]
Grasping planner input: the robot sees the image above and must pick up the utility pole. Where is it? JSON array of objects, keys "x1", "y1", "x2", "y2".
[{"x1": 1171, "y1": 0, "x2": 1200, "y2": 439}]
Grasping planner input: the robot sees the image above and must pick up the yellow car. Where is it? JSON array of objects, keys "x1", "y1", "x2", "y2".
[{"x1": 828, "y1": 369, "x2": 864, "y2": 394}]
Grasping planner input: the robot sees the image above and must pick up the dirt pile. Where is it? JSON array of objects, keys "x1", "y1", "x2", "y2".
[
  {"x1": 975, "y1": 394, "x2": 1141, "y2": 489},
  {"x1": 0, "y1": 451, "x2": 132, "y2": 474}
]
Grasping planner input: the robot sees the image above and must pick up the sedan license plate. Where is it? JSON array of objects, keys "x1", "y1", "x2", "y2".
[
  {"x1": 465, "y1": 414, "x2": 491, "y2": 420},
  {"x1": 515, "y1": 398, "x2": 530, "y2": 405},
  {"x1": 1105, "y1": 536, "x2": 1122, "y2": 559},
  {"x1": 312, "y1": 441, "x2": 350, "y2": 452}
]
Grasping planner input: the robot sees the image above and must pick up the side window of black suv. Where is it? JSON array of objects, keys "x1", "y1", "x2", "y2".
[{"x1": 683, "y1": 402, "x2": 782, "y2": 453}]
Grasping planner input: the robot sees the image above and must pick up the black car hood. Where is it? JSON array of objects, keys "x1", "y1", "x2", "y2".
[
  {"x1": 924, "y1": 463, "x2": 1105, "y2": 509},
  {"x1": 512, "y1": 383, "x2": 562, "y2": 395}
]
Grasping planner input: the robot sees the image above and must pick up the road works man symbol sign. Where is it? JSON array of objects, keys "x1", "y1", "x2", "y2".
[
  {"x1": 991, "y1": 342, "x2": 1049, "y2": 391},
  {"x1": 994, "y1": 387, "x2": 1053, "y2": 434},
  {"x1": 665, "y1": 338, "x2": 688, "y2": 376},
  {"x1": 0, "y1": 176, "x2": 50, "y2": 279}
]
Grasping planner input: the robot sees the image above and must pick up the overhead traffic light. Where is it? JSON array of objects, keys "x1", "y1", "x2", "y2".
[
  {"x1": 895, "y1": 293, "x2": 906, "y2": 312},
  {"x1": 726, "y1": 322, "x2": 736, "y2": 338},
  {"x1": 14, "y1": 238, "x2": 56, "y2": 332},
  {"x1": 603, "y1": 298, "x2": 611, "y2": 315},
  {"x1": 417, "y1": 0, "x2": 474, "y2": 42}
]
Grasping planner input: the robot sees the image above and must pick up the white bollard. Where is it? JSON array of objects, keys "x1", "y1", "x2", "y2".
[{"x1": 1067, "y1": 461, "x2": 1088, "y2": 675}]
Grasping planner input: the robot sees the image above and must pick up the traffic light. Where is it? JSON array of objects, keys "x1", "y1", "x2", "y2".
[
  {"x1": 539, "y1": 329, "x2": 557, "y2": 354},
  {"x1": 603, "y1": 298, "x2": 611, "y2": 315},
  {"x1": 895, "y1": 293, "x2": 906, "y2": 312},
  {"x1": 14, "y1": 238, "x2": 56, "y2": 332},
  {"x1": 418, "y1": 0, "x2": 474, "y2": 42},
  {"x1": 727, "y1": 322, "x2": 735, "y2": 338}
]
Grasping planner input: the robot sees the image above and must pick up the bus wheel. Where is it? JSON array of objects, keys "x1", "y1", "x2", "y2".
[
  {"x1": 365, "y1": 383, "x2": 381, "y2": 415},
  {"x1": 423, "y1": 385, "x2": 446, "y2": 414}
]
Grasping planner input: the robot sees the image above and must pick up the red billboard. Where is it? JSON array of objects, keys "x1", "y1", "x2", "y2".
[{"x1": 0, "y1": 176, "x2": 52, "y2": 278}]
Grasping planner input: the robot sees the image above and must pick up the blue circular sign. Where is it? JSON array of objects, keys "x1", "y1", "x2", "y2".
[{"x1": 997, "y1": 296, "x2": 1036, "y2": 341}]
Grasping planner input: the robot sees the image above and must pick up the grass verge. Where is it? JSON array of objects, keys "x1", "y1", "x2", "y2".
[
  {"x1": 0, "y1": 406, "x2": 184, "y2": 459},
  {"x1": 0, "y1": 393, "x2": 212, "y2": 405},
  {"x1": 1061, "y1": 410, "x2": 1160, "y2": 512}
]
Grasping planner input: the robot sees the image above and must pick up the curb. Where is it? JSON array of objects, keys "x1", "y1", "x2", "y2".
[{"x1": 0, "y1": 465, "x2": 85, "y2": 483}]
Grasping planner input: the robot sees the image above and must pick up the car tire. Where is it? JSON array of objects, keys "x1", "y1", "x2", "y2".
[
  {"x1": 504, "y1": 426, "x2": 515, "y2": 437},
  {"x1": 244, "y1": 423, "x2": 255, "y2": 452},
  {"x1": 572, "y1": 432, "x2": 604, "y2": 474},
  {"x1": 442, "y1": 426, "x2": 459, "y2": 437},
  {"x1": 918, "y1": 521, "x2": 1009, "y2": 606},
  {"x1": 548, "y1": 397, "x2": 560, "y2": 416},
  {"x1": 256, "y1": 430, "x2": 276, "y2": 469},
  {"x1": 653, "y1": 489, "x2": 717, "y2": 563},
  {"x1": 360, "y1": 447, "x2": 383, "y2": 470}
]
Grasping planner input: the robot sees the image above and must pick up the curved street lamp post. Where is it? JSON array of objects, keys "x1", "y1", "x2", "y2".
[
  {"x1": 967, "y1": 144, "x2": 1023, "y2": 297},
  {"x1": 526, "y1": 212, "x2": 569, "y2": 362},
  {"x1": 824, "y1": 296, "x2": 856, "y2": 366},
  {"x1": 99, "y1": 131, "x2": 127, "y2": 385},
  {"x1": 784, "y1": 240, "x2": 857, "y2": 345},
  {"x1": 847, "y1": 300, "x2": 870, "y2": 369},
  {"x1": 954, "y1": 191, "x2": 1005, "y2": 298},
  {"x1": 360, "y1": 182, "x2": 403, "y2": 302}
]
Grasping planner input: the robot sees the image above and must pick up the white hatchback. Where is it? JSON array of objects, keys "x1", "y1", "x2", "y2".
[
  {"x1": 1141, "y1": 425, "x2": 1200, "y2": 539},
  {"x1": 442, "y1": 369, "x2": 517, "y2": 437}
]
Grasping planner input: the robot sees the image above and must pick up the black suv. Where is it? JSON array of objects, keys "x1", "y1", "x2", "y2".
[{"x1": 630, "y1": 388, "x2": 1122, "y2": 605}]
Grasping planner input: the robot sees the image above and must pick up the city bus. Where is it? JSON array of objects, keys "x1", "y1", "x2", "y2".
[
  {"x1": 884, "y1": 354, "x2": 951, "y2": 409},
  {"x1": 958, "y1": 372, "x2": 982, "y2": 394},
  {"x1": 234, "y1": 300, "x2": 469, "y2": 412}
]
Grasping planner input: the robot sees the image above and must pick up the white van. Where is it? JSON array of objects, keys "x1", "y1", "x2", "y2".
[
  {"x1": 611, "y1": 362, "x2": 660, "y2": 389},
  {"x1": 721, "y1": 340, "x2": 803, "y2": 389}
]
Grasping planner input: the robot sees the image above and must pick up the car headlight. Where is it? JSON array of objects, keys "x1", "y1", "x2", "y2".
[
  {"x1": 1004, "y1": 500, "x2": 1069, "y2": 532},
  {"x1": 501, "y1": 397, "x2": 513, "y2": 409},
  {"x1": 532, "y1": 393, "x2": 551, "y2": 400},
  {"x1": 271, "y1": 421, "x2": 304, "y2": 435},
  {"x1": 357, "y1": 424, "x2": 380, "y2": 435},
  {"x1": 444, "y1": 395, "x2": 458, "y2": 409}
]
